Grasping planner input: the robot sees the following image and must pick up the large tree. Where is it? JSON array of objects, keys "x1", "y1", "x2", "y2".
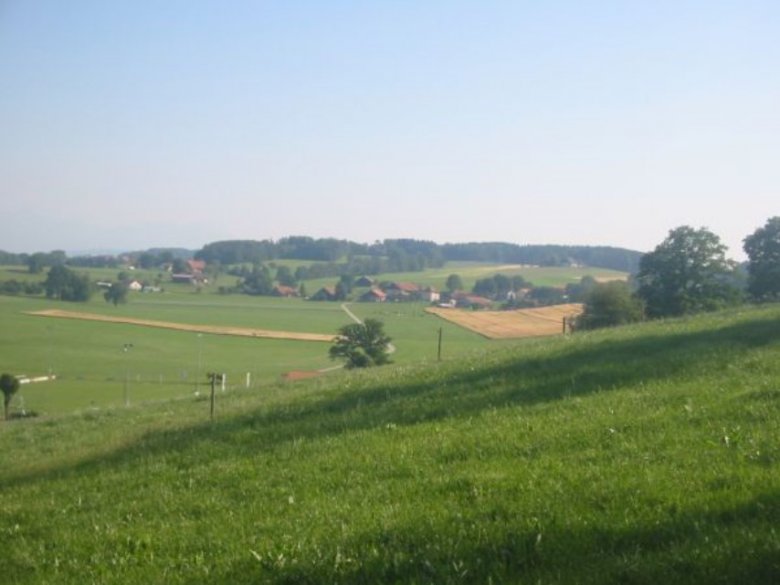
[
  {"x1": 637, "y1": 226, "x2": 740, "y2": 318},
  {"x1": 329, "y1": 319, "x2": 392, "y2": 369},
  {"x1": 445, "y1": 274, "x2": 463, "y2": 293},
  {"x1": 241, "y1": 265, "x2": 273, "y2": 295},
  {"x1": 0, "y1": 373, "x2": 20, "y2": 420},
  {"x1": 743, "y1": 217, "x2": 780, "y2": 301},
  {"x1": 44, "y1": 265, "x2": 92, "y2": 302}
]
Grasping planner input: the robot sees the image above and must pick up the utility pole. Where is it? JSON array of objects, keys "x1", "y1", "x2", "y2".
[
  {"x1": 207, "y1": 371, "x2": 222, "y2": 421},
  {"x1": 196, "y1": 333, "x2": 203, "y2": 395},
  {"x1": 122, "y1": 343, "x2": 133, "y2": 406},
  {"x1": 46, "y1": 326, "x2": 53, "y2": 377},
  {"x1": 437, "y1": 327, "x2": 443, "y2": 361}
]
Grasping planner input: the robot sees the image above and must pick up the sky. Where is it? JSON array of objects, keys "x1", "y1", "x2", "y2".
[{"x1": 1, "y1": 1, "x2": 778, "y2": 259}]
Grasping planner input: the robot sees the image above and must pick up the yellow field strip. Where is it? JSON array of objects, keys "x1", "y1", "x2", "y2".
[
  {"x1": 26, "y1": 309, "x2": 337, "y2": 343},
  {"x1": 426, "y1": 303, "x2": 584, "y2": 339}
]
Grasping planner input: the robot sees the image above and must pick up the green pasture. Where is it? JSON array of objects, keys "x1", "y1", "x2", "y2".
[
  {"x1": 0, "y1": 293, "x2": 497, "y2": 415},
  {"x1": 0, "y1": 266, "x2": 43, "y2": 284},
  {"x1": 0, "y1": 260, "x2": 627, "y2": 297},
  {"x1": 303, "y1": 261, "x2": 628, "y2": 292},
  {"x1": 0, "y1": 296, "x2": 347, "y2": 415},
  {"x1": 0, "y1": 261, "x2": 624, "y2": 416},
  {"x1": 69, "y1": 293, "x2": 350, "y2": 334},
  {"x1": 348, "y1": 301, "x2": 498, "y2": 363},
  {"x1": 0, "y1": 304, "x2": 778, "y2": 583}
]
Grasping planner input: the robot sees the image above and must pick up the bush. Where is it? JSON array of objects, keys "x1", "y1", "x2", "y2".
[{"x1": 576, "y1": 282, "x2": 644, "y2": 330}]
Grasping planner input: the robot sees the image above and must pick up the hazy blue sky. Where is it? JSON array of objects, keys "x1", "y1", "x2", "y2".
[{"x1": 1, "y1": 1, "x2": 777, "y2": 259}]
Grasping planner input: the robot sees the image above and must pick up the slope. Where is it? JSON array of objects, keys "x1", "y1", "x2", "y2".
[{"x1": 1, "y1": 305, "x2": 779, "y2": 584}]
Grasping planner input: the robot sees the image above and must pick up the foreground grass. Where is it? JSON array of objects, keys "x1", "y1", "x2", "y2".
[{"x1": 1, "y1": 305, "x2": 779, "y2": 583}]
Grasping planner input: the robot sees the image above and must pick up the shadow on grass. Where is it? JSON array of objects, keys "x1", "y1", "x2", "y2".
[
  {"x1": 195, "y1": 490, "x2": 780, "y2": 584},
  {"x1": 2, "y1": 315, "x2": 779, "y2": 490}
]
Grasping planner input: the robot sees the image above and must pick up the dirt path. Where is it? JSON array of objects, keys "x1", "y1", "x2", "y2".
[
  {"x1": 339, "y1": 302, "x2": 397, "y2": 355},
  {"x1": 340, "y1": 302, "x2": 362, "y2": 324},
  {"x1": 27, "y1": 309, "x2": 336, "y2": 342}
]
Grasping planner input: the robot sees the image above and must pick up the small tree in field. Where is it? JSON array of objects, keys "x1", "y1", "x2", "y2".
[
  {"x1": 104, "y1": 281, "x2": 129, "y2": 306},
  {"x1": 329, "y1": 318, "x2": 392, "y2": 369},
  {"x1": 0, "y1": 373, "x2": 20, "y2": 420}
]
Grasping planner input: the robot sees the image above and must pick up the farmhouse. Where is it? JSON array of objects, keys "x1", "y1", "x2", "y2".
[
  {"x1": 310, "y1": 286, "x2": 337, "y2": 301},
  {"x1": 382, "y1": 281, "x2": 422, "y2": 302},
  {"x1": 354, "y1": 275, "x2": 375, "y2": 287},
  {"x1": 359, "y1": 288, "x2": 387, "y2": 303},
  {"x1": 171, "y1": 273, "x2": 208, "y2": 285},
  {"x1": 385, "y1": 282, "x2": 422, "y2": 294},
  {"x1": 187, "y1": 259, "x2": 206, "y2": 274},
  {"x1": 453, "y1": 293, "x2": 493, "y2": 310},
  {"x1": 419, "y1": 287, "x2": 440, "y2": 303},
  {"x1": 272, "y1": 285, "x2": 299, "y2": 298},
  {"x1": 381, "y1": 282, "x2": 439, "y2": 303}
]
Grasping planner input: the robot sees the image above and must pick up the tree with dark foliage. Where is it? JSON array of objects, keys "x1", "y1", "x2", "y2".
[
  {"x1": 637, "y1": 226, "x2": 740, "y2": 318},
  {"x1": 104, "y1": 281, "x2": 129, "y2": 306},
  {"x1": 329, "y1": 319, "x2": 392, "y2": 369},
  {"x1": 44, "y1": 265, "x2": 92, "y2": 302},
  {"x1": 0, "y1": 373, "x2": 20, "y2": 420},
  {"x1": 743, "y1": 217, "x2": 780, "y2": 302}
]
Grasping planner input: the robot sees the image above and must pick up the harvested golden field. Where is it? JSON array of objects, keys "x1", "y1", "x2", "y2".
[
  {"x1": 426, "y1": 303, "x2": 584, "y2": 339},
  {"x1": 27, "y1": 309, "x2": 336, "y2": 342}
]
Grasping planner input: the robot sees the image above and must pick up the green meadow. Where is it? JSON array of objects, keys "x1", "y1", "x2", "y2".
[
  {"x1": 1, "y1": 304, "x2": 778, "y2": 583},
  {"x1": 0, "y1": 293, "x2": 350, "y2": 415},
  {"x1": 0, "y1": 289, "x2": 491, "y2": 415},
  {"x1": 1, "y1": 261, "x2": 615, "y2": 415},
  {"x1": 303, "y1": 261, "x2": 627, "y2": 292}
]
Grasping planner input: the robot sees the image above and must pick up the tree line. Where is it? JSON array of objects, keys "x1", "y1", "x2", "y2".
[
  {"x1": 196, "y1": 237, "x2": 447, "y2": 273},
  {"x1": 194, "y1": 238, "x2": 640, "y2": 272},
  {"x1": 440, "y1": 243, "x2": 641, "y2": 272},
  {"x1": 0, "y1": 238, "x2": 642, "y2": 280}
]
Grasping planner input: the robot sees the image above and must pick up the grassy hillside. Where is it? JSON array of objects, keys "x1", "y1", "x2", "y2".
[{"x1": 1, "y1": 305, "x2": 779, "y2": 583}]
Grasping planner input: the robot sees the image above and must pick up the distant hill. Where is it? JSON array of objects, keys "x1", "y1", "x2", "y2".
[
  {"x1": 195, "y1": 238, "x2": 643, "y2": 273},
  {"x1": 1, "y1": 239, "x2": 643, "y2": 273},
  {"x1": 132, "y1": 247, "x2": 195, "y2": 260},
  {"x1": 440, "y1": 242, "x2": 642, "y2": 272}
]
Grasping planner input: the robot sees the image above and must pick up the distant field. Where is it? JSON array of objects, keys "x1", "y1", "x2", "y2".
[
  {"x1": 0, "y1": 294, "x2": 493, "y2": 415},
  {"x1": 0, "y1": 261, "x2": 625, "y2": 414},
  {"x1": 27, "y1": 309, "x2": 336, "y2": 342},
  {"x1": 347, "y1": 301, "x2": 497, "y2": 363},
  {"x1": 0, "y1": 261, "x2": 628, "y2": 294},
  {"x1": 303, "y1": 262, "x2": 628, "y2": 292},
  {"x1": 0, "y1": 296, "x2": 346, "y2": 415},
  {"x1": 427, "y1": 303, "x2": 584, "y2": 339}
]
